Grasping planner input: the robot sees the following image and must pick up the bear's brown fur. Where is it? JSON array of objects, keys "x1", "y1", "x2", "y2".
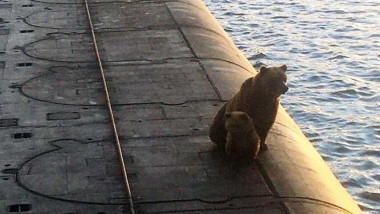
[
  {"x1": 209, "y1": 65, "x2": 288, "y2": 150},
  {"x1": 225, "y1": 111, "x2": 260, "y2": 159}
]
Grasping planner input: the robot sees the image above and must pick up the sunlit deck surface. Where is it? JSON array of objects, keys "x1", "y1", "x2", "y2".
[{"x1": 0, "y1": 0, "x2": 362, "y2": 213}]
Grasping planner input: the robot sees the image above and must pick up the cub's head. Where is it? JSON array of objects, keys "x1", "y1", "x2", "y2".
[
  {"x1": 225, "y1": 111, "x2": 254, "y2": 132},
  {"x1": 256, "y1": 64, "x2": 288, "y2": 97}
]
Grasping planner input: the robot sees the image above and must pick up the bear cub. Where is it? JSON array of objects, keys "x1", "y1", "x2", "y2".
[
  {"x1": 225, "y1": 111, "x2": 260, "y2": 159},
  {"x1": 209, "y1": 65, "x2": 288, "y2": 151}
]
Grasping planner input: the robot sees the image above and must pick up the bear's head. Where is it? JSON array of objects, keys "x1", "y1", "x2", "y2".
[
  {"x1": 256, "y1": 65, "x2": 288, "y2": 97},
  {"x1": 225, "y1": 111, "x2": 254, "y2": 132}
]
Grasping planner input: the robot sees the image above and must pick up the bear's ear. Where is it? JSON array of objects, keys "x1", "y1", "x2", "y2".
[
  {"x1": 225, "y1": 112, "x2": 232, "y2": 119},
  {"x1": 280, "y1": 64, "x2": 287, "y2": 72},
  {"x1": 260, "y1": 66, "x2": 268, "y2": 73}
]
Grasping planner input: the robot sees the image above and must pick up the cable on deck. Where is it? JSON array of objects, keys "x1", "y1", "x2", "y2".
[{"x1": 83, "y1": 1, "x2": 135, "y2": 213}]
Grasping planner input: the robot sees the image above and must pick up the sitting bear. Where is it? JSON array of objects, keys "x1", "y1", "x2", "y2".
[
  {"x1": 209, "y1": 65, "x2": 288, "y2": 150},
  {"x1": 225, "y1": 111, "x2": 260, "y2": 159}
]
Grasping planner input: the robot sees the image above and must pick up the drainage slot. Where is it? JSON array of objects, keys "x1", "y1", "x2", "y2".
[
  {"x1": 0, "y1": 4, "x2": 12, "y2": 9},
  {"x1": 20, "y1": 30, "x2": 34, "y2": 33},
  {"x1": 9, "y1": 84, "x2": 22, "y2": 89},
  {"x1": 7, "y1": 204, "x2": 32, "y2": 212},
  {"x1": 13, "y1": 133, "x2": 33, "y2": 139},
  {"x1": 2, "y1": 168, "x2": 18, "y2": 174},
  {"x1": 0, "y1": 29, "x2": 10, "y2": 35},
  {"x1": 47, "y1": 112, "x2": 81, "y2": 121},
  {"x1": 17, "y1": 63, "x2": 32, "y2": 67},
  {"x1": 0, "y1": 18, "x2": 8, "y2": 24},
  {"x1": 22, "y1": 4, "x2": 33, "y2": 7},
  {"x1": 0, "y1": 118, "x2": 19, "y2": 127}
]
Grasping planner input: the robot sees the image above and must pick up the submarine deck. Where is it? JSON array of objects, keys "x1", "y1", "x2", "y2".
[{"x1": 0, "y1": 0, "x2": 361, "y2": 213}]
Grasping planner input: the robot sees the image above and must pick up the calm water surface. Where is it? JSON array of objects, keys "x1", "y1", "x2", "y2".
[{"x1": 204, "y1": 0, "x2": 380, "y2": 212}]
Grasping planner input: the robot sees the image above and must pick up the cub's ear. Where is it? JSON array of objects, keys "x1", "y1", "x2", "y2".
[
  {"x1": 225, "y1": 112, "x2": 232, "y2": 119},
  {"x1": 280, "y1": 64, "x2": 287, "y2": 72},
  {"x1": 260, "y1": 66, "x2": 268, "y2": 73}
]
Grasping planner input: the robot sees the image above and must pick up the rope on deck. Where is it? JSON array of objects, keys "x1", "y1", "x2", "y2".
[{"x1": 83, "y1": 1, "x2": 135, "y2": 213}]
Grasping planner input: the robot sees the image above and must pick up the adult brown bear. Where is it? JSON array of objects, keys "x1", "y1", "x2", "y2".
[{"x1": 209, "y1": 65, "x2": 288, "y2": 150}]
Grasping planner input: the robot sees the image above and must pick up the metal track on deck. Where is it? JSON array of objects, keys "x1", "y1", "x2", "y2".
[{"x1": 83, "y1": 0, "x2": 135, "y2": 213}]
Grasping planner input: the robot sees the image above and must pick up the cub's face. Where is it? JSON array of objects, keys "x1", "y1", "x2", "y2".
[
  {"x1": 225, "y1": 111, "x2": 253, "y2": 132},
  {"x1": 259, "y1": 65, "x2": 288, "y2": 97}
]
